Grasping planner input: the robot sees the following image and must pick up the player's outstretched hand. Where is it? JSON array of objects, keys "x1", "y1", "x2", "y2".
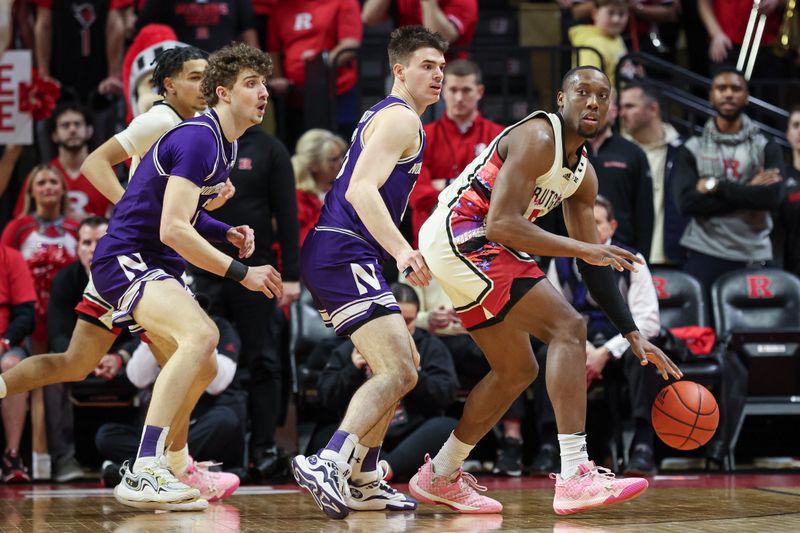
[
  {"x1": 397, "y1": 248, "x2": 432, "y2": 287},
  {"x1": 626, "y1": 331, "x2": 684, "y2": 381},
  {"x1": 242, "y1": 264, "x2": 283, "y2": 299},
  {"x1": 227, "y1": 225, "x2": 255, "y2": 259},
  {"x1": 581, "y1": 243, "x2": 643, "y2": 272}
]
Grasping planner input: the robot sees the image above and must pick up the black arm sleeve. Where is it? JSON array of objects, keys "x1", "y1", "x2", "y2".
[
  {"x1": 268, "y1": 139, "x2": 300, "y2": 281},
  {"x1": 577, "y1": 260, "x2": 637, "y2": 335},
  {"x1": 4, "y1": 302, "x2": 34, "y2": 346}
]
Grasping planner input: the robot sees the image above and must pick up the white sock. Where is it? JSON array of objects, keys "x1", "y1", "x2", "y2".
[
  {"x1": 432, "y1": 432, "x2": 474, "y2": 477},
  {"x1": 558, "y1": 432, "x2": 589, "y2": 478},
  {"x1": 0, "y1": 376, "x2": 6, "y2": 399},
  {"x1": 167, "y1": 444, "x2": 190, "y2": 475},
  {"x1": 319, "y1": 432, "x2": 359, "y2": 464},
  {"x1": 133, "y1": 425, "x2": 169, "y2": 473}
]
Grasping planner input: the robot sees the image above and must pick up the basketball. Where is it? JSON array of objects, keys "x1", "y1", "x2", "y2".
[{"x1": 651, "y1": 381, "x2": 720, "y2": 450}]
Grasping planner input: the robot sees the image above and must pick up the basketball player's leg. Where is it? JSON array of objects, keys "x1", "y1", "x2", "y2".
[
  {"x1": 292, "y1": 314, "x2": 418, "y2": 516},
  {"x1": 112, "y1": 278, "x2": 217, "y2": 509},
  {"x1": 341, "y1": 316, "x2": 418, "y2": 435},
  {"x1": 0, "y1": 320, "x2": 117, "y2": 397},
  {"x1": 491, "y1": 279, "x2": 647, "y2": 514},
  {"x1": 409, "y1": 280, "x2": 583, "y2": 513},
  {"x1": 144, "y1": 332, "x2": 239, "y2": 502}
]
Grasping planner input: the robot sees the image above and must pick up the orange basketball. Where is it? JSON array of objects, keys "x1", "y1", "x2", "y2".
[{"x1": 651, "y1": 380, "x2": 719, "y2": 451}]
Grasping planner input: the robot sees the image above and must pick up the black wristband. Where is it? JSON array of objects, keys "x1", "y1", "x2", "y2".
[
  {"x1": 225, "y1": 259, "x2": 248, "y2": 282},
  {"x1": 576, "y1": 259, "x2": 638, "y2": 335}
]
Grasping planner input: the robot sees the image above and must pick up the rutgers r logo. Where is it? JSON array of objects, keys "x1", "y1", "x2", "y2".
[
  {"x1": 747, "y1": 275, "x2": 773, "y2": 298},
  {"x1": 652, "y1": 276, "x2": 669, "y2": 299}
]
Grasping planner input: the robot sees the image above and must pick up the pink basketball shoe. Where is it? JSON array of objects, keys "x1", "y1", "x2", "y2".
[
  {"x1": 409, "y1": 454, "x2": 502, "y2": 514},
  {"x1": 551, "y1": 461, "x2": 648, "y2": 515},
  {"x1": 177, "y1": 457, "x2": 240, "y2": 502}
]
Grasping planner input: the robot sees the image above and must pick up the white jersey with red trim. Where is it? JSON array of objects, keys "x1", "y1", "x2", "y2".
[{"x1": 434, "y1": 110, "x2": 589, "y2": 255}]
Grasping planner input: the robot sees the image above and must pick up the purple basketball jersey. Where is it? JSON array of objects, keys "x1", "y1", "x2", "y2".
[
  {"x1": 301, "y1": 95, "x2": 425, "y2": 336},
  {"x1": 316, "y1": 95, "x2": 425, "y2": 261},
  {"x1": 91, "y1": 110, "x2": 236, "y2": 319}
]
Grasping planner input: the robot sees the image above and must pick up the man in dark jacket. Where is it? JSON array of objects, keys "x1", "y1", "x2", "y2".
[{"x1": 190, "y1": 124, "x2": 300, "y2": 480}]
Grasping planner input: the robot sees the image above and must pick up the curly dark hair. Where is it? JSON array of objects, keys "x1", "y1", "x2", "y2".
[
  {"x1": 151, "y1": 46, "x2": 209, "y2": 96},
  {"x1": 201, "y1": 43, "x2": 272, "y2": 107},
  {"x1": 387, "y1": 25, "x2": 448, "y2": 67}
]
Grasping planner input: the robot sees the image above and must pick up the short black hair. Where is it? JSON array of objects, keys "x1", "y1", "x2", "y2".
[
  {"x1": 78, "y1": 215, "x2": 109, "y2": 233},
  {"x1": 710, "y1": 66, "x2": 747, "y2": 83},
  {"x1": 621, "y1": 80, "x2": 660, "y2": 107},
  {"x1": 48, "y1": 102, "x2": 92, "y2": 135},
  {"x1": 151, "y1": 46, "x2": 209, "y2": 96},
  {"x1": 388, "y1": 25, "x2": 448, "y2": 67},
  {"x1": 561, "y1": 65, "x2": 609, "y2": 91},
  {"x1": 391, "y1": 282, "x2": 420, "y2": 307}
]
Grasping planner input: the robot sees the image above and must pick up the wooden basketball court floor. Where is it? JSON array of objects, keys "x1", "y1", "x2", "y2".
[{"x1": 1, "y1": 473, "x2": 799, "y2": 532}]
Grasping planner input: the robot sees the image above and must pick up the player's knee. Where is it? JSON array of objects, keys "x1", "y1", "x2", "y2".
[
  {"x1": 399, "y1": 362, "x2": 418, "y2": 394},
  {"x1": 197, "y1": 350, "x2": 218, "y2": 383},
  {"x1": 181, "y1": 323, "x2": 219, "y2": 358},
  {"x1": 498, "y1": 356, "x2": 538, "y2": 391},
  {"x1": 553, "y1": 311, "x2": 586, "y2": 347},
  {"x1": 383, "y1": 360, "x2": 417, "y2": 396}
]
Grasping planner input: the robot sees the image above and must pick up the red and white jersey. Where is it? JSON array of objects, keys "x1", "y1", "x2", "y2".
[{"x1": 434, "y1": 111, "x2": 589, "y2": 255}]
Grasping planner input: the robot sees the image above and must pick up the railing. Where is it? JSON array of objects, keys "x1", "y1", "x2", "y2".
[
  {"x1": 617, "y1": 52, "x2": 793, "y2": 149},
  {"x1": 281, "y1": 46, "x2": 792, "y2": 151}
]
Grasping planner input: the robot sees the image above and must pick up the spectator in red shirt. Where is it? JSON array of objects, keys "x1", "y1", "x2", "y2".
[
  {"x1": 268, "y1": 0, "x2": 362, "y2": 147},
  {"x1": 13, "y1": 103, "x2": 110, "y2": 220},
  {"x1": 698, "y1": 0, "x2": 789, "y2": 78},
  {"x1": 0, "y1": 244, "x2": 37, "y2": 483},
  {"x1": 362, "y1": 0, "x2": 478, "y2": 48},
  {"x1": 409, "y1": 59, "x2": 504, "y2": 243},
  {"x1": 292, "y1": 128, "x2": 348, "y2": 247}
]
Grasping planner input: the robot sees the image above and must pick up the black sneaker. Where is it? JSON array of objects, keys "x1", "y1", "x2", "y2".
[
  {"x1": 624, "y1": 444, "x2": 657, "y2": 476},
  {"x1": 529, "y1": 444, "x2": 559, "y2": 476},
  {"x1": 2, "y1": 449, "x2": 31, "y2": 483},
  {"x1": 493, "y1": 437, "x2": 523, "y2": 477},
  {"x1": 100, "y1": 460, "x2": 123, "y2": 487},
  {"x1": 250, "y1": 446, "x2": 290, "y2": 482}
]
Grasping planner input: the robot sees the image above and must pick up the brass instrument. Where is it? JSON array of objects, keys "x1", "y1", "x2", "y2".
[
  {"x1": 779, "y1": 0, "x2": 798, "y2": 56},
  {"x1": 737, "y1": 0, "x2": 767, "y2": 80}
]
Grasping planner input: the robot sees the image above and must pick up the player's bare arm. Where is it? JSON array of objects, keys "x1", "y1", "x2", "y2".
[
  {"x1": 161, "y1": 176, "x2": 282, "y2": 299},
  {"x1": 562, "y1": 164, "x2": 642, "y2": 272},
  {"x1": 485, "y1": 119, "x2": 606, "y2": 259},
  {"x1": 345, "y1": 105, "x2": 432, "y2": 287},
  {"x1": 80, "y1": 138, "x2": 129, "y2": 204}
]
